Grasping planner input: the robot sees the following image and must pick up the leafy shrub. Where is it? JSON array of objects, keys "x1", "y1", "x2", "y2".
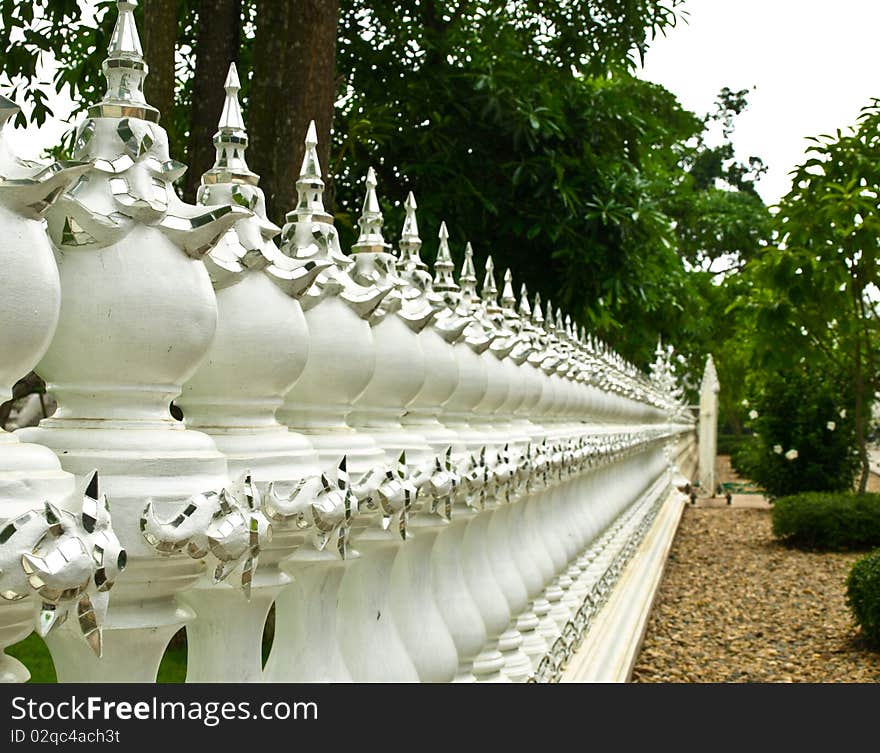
[
  {"x1": 735, "y1": 367, "x2": 857, "y2": 498},
  {"x1": 772, "y1": 492, "x2": 880, "y2": 551},
  {"x1": 846, "y1": 551, "x2": 880, "y2": 645}
]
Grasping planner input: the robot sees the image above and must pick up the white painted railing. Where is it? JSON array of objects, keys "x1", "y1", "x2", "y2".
[{"x1": 0, "y1": 1, "x2": 696, "y2": 684}]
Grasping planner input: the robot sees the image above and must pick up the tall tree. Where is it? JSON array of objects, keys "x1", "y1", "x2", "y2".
[
  {"x1": 746, "y1": 99, "x2": 880, "y2": 492},
  {"x1": 141, "y1": 0, "x2": 178, "y2": 122},
  {"x1": 249, "y1": 0, "x2": 339, "y2": 223}
]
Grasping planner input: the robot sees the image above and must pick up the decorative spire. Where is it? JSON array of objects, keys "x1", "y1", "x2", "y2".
[
  {"x1": 544, "y1": 298, "x2": 555, "y2": 333},
  {"x1": 90, "y1": 1, "x2": 159, "y2": 122},
  {"x1": 459, "y1": 241, "x2": 479, "y2": 298},
  {"x1": 555, "y1": 307, "x2": 565, "y2": 335},
  {"x1": 352, "y1": 166, "x2": 390, "y2": 253},
  {"x1": 288, "y1": 120, "x2": 333, "y2": 225},
  {"x1": 481, "y1": 255, "x2": 498, "y2": 305},
  {"x1": 432, "y1": 221, "x2": 458, "y2": 293},
  {"x1": 532, "y1": 292, "x2": 544, "y2": 326},
  {"x1": 398, "y1": 191, "x2": 425, "y2": 268},
  {"x1": 518, "y1": 283, "x2": 532, "y2": 318},
  {"x1": 202, "y1": 63, "x2": 258, "y2": 187},
  {"x1": 565, "y1": 314, "x2": 573, "y2": 340},
  {"x1": 500, "y1": 268, "x2": 516, "y2": 309}
]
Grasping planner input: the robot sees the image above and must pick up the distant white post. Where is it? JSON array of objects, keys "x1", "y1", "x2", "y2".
[{"x1": 699, "y1": 355, "x2": 720, "y2": 496}]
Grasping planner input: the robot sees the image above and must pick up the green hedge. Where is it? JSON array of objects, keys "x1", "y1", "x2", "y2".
[
  {"x1": 847, "y1": 551, "x2": 880, "y2": 645},
  {"x1": 771, "y1": 492, "x2": 880, "y2": 551}
]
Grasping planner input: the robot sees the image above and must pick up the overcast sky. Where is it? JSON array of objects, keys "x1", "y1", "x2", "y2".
[
  {"x1": 6, "y1": 0, "x2": 880, "y2": 208},
  {"x1": 639, "y1": 0, "x2": 880, "y2": 204}
]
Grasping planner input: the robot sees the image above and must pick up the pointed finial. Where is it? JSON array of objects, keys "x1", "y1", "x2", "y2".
[
  {"x1": 500, "y1": 268, "x2": 516, "y2": 309},
  {"x1": 518, "y1": 283, "x2": 532, "y2": 318},
  {"x1": 432, "y1": 221, "x2": 458, "y2": 292},
  {"x1": 565, "y1": 314, "x2": 573, "y2": 339},
  {"x1": 532, "y1": 292, "x2": 544, "y2": 325},
  {"x1": 458, "y1": 241, "x2": 479, "y2": 299},
  {"x1": 202, "y1": 62, "x2": 258, "y2": 187},
  {"x1": 555, "y1": 307, "x2": 564, "y2": 333},
  {"x1": 352, "y1": 166, "x2": 390, "y2": 253},
  {"x1": 91, "y1": 1, "x2": 159, "y2": 122},
  {"x1": 220, "y1": 63, "x2": 244, "y2": 129},
  {"x1": 481, "y1": 255, "x2": 498, "y2": 304},
  {"x1": 398, "y1": 191, "x2": 424, "y2": 266},
  {"x1": 461, "y1": 242, "x2": 477, "y2": 283},
  {"x1": 289, "y1": 119, "x2": 332, "y2": 224},
  {"x1": 544, "y1": 298, "x2": 555, "y2": 332},
  {"x1": 301, "y1": 120, "x2": 321, "y2": 180}
]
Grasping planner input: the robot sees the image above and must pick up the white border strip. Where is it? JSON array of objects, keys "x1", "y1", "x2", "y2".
[{"x1": 560, "y1": 486, "x2": 687, "y2": 683}]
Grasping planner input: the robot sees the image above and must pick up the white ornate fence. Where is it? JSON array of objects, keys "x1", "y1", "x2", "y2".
[{"x1": 0, "y1": 1, "x2": 696, "y2": 684}]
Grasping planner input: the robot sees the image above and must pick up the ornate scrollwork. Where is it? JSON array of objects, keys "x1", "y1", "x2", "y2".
[
  {"x1": 139, "y1": 472, "x2": 272, "y2": 598},
  {"x1": 0, "y1": 471, "x2": 125, "y2": 656}
]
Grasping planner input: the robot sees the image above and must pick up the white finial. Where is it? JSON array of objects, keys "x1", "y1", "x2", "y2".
[
  {"x1": 289, "y1": 119, "x2": 331, "y2": 223},
  {"x1": 481, "y1": 255, "x2": 497, "y2": 303},
  {"x1": 500, "y1": 268, "x2": 516, "y2": 309},
  {"x1": 518, "y1": 283, "x2": 532, "y2": 318},
  {"x1": 532, "y1": 292, "x2": 544, "y2": 325},
  {"x1": 399, "y1": 191, "x2": 423, "y2": 265},
  {"x1": 91, "y1": 0, "x2": 158, "y2": 121},
  {"x1": 217, "y1": 62, "x2": 245, "y2": 130},
  {"x1": 433, "y1": 220, "x2": 458, "y2": 292},
  {"x1": 352, "y1": 166, "x2": 389, "y2": 253},
  {"x1": 203, "y1": 62, "x2": 257, "y2": 185},
  {"x1": 461, "y1": 242, "x2": 477, "y2": 283},
  {"x1": 224, "y1": 62, "x2": 241, "y2": 90},
  {"x1": 544, "y1": 298, "x2": 555, "y2": 332}
]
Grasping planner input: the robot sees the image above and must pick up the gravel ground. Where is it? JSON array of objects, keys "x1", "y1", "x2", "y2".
[{"x1": 631, "y1": 506, "x2": 880, "y2": 683}]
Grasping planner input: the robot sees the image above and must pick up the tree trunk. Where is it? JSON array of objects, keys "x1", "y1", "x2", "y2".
[
  {"x1": 249, "y1": 0, "x2": 340, "y2": 225},
  {"x1": 856, "y1": 339, "x2": 869, "y2": 494},
  {"x1": 141, "y1": 0, "x2": 178, "y2": 126},
  {"x1": 183, "y1": 0, "x2": 242, "y2": 202}
]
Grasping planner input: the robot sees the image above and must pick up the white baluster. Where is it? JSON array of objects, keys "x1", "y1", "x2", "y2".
[{"x1": 19, "y1": 0, "x2": 247, "y2": 681}]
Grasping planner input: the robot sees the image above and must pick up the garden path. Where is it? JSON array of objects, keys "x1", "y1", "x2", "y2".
[{"x1": 631, "y1": 457, "x2": 880, "y2": 682}]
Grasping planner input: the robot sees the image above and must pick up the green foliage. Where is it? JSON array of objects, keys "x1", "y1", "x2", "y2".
[
  {"x1": 746, "y1": 99, "x2": 880, "y2": 490},
  {"x1": 847, "y1": 550, "x2": 880, "y2": 645},
  {"x1": 772, "y1": 492, "x2": 880, "y2": 551},
  {"x1": 334, "y1": 6, "x2": 770, "y2": 369},
  {"x1": 734, "y1": 366, "x2": 858, "y2": 498}
]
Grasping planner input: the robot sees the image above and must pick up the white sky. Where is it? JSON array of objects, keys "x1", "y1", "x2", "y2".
[
  {"x1": 639, "y1": 0, "x2": 880, "y2": 204},
  {"x1": 6, "y1": 0, "x2": 880, "y2": 208}
]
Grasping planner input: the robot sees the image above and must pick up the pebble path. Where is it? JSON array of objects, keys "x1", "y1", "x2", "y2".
[{"x1": 630, "y1": 506, "x2": 880, "y2": 682}]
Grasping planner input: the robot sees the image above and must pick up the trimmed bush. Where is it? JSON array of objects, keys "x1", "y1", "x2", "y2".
[
  {"x1": 846, "y1": 551, "x2": 880, "y2": 646},
  {"x1": 771, "y1": 492, "x2": 880, "y2": 551}
]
